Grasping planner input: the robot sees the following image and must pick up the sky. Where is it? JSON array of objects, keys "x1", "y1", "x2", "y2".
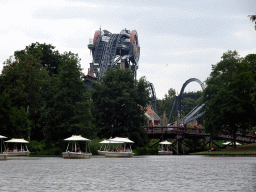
[{"x1": 0, "y1": 0, "x2": 256, "y2": 99}]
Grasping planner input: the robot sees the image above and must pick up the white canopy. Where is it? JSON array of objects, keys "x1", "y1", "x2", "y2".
[
  {"x1": 0, "y1": 135, "x2": 7, "y2": 139},
  {"x1": 5, "y1": 138, "x2": 29, "y2": 143},
  {"x1": 108, "y1": 137, "x2": 134, "y2": 143},
  {"x1": 99, "y1": 139, "x2": 122, "y2": 144},
  {"x1": 159, "y1": 140, "x2": 172, "y2": 145},
  {"x1": 64, "y1": 135, "x2": 90, "y2": 141},
  {"x1": 222, "y1": 141, "x2": 241, "y2": 145}
]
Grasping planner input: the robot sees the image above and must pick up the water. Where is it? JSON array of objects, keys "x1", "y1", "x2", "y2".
[{"x1": 0, "y1": 155, "x2": 256, "y2": 192}]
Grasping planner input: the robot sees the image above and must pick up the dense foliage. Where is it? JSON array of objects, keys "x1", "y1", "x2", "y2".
[
  {"x1": 40, "y1": 52, "x2": 95, "y2": 145},
  {"x1": 249, "y1": 14, "x2": 256, "y2": 30},
  {"x1": 0, "y1": 91, "x2": 31, "y2": 139},
  {"x1": 202, "y1": 51, "x2": 256, "y2": 147},
  {"x1": 0, "y1": 43, "x2": 93, "y2": 153},
  {"x1": 92, "y1": 66, "x2": 150, "y2": 147}
]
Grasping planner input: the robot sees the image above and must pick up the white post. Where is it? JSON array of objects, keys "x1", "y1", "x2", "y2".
[{"x1": 75, "y1": 142, "x2": 77, "y2": 152}]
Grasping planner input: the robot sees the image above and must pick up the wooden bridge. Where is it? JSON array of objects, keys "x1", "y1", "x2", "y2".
[{"x1": 145, "y1": 127, "x2": 256, "y2": 155}]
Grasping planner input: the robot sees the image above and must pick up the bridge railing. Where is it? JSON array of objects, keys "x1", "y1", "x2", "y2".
[
  {"x1": 144, "y1": 126, "x2": 205, "y2": 135},
  {"x1": 145, "y1": 127, "x2": 256, "y2": 143}
]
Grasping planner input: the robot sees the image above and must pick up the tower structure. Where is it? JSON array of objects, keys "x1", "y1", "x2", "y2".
[{"x1": 88, "y1": 29, "x2": 140, "y2": 79}]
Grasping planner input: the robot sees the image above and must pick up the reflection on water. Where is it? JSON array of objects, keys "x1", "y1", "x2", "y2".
[{"x1": 0, "y1": 156, "x2": 256, "y2": 192}]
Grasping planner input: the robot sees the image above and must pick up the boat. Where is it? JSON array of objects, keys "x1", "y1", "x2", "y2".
[
  {"x1": 158, "y1": 140, "x2": 173, "y2": 155},
  {"x1": 104, "y1": 137, "x2": 134, "y2": 158},
  {"x1": 3, "y1": 138, "x2": 30, "y2": 156},
  {"x1": 98, "y1": 139, "x2": 122, "y2": 156},
  {"x1": 0, "y1": 135, "x2": 7, "y2": 160},
  {"x1": 62, "y1": 135, "x2": 92, "y2": 159}
]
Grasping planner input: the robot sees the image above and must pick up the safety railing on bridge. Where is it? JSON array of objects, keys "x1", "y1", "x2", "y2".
[
  {"x1": 144, "y1": 127, "x2": 256, "y2": 143},
  {"x1": 144, "y1": 126, "x2": 205, "y2": 135}
]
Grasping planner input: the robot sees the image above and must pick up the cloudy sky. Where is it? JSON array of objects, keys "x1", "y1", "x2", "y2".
[{"x1": 0, "y1": 0, "x2": 255, "y2": 99}]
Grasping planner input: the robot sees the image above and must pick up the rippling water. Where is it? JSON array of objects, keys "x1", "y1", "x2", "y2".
[{"x1": 0, "y1": 155, "x2": 256, "y2": 192}]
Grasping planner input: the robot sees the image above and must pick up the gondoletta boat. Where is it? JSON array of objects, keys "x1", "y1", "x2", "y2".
[
  {"x1": 0, "y1": 135, "x2": 7, "y2": 160},
  {"x1": 4, "y1": 138, "x2": 30, "y2": 156},
  {"x1": 98, "y1": 139, "x2": 122, "y2": 156},
  {"x1": 158, "y1": 140, "x2": 173, "y2": 155},
  {"x1": 62, "y1": 135, "x2": 92, "y2": 159},
  {"x1": 104, "y1": 137, "x2": 134, "y2": 158}
]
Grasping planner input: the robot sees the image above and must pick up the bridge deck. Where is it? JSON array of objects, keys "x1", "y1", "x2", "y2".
[{"x1": 145, "y1": 127, "x2": 256, "y2": 143}]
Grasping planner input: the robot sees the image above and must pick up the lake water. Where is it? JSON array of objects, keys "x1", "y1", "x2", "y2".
[{"x1": 0, "y1": 155, "x2": 256, "y2": 192}]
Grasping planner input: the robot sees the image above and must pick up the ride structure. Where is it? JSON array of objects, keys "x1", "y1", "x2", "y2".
[
  {"x1": 88, "y1": 28, "x2": 140, "y2": 79},
  {"x1": 168, "y1": 78, "x2": 205, "y2": 124},
  {"x1": 147, "y1": 81, "x2": 157, "y2": 113}
]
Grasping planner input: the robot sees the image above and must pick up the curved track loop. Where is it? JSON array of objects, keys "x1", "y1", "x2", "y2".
[
  {"x1": 168, "y1": 78, "x2": 205, "y2": 124},
  {"x1": 147, "y1": 82, "x2": 157, "y2": 113}
]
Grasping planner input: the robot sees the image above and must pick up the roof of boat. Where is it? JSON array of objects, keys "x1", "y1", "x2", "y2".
[
  {"x1": 159, "y1": 140, "x2": 172, "y2": 145},
  {"x1": 222, "y1": 141, "x2": 241, "y2": 145},
  {"x1": 108, "y1": 137, "x2": 134, "y2": 143},
  {"x1": 64, "y1": 135, "x2": 90, "y2": 141},
  {"x1": 5, "y1": 138, "x2": 29, "y2": 143},
  {"x1": 99, "y1": 139, "x2": 123, "y2": 144},
  {"x1": 0, "y1": 135, "x2": 7, "y2": 139}
]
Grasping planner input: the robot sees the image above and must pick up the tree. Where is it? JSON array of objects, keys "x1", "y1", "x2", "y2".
[
  {"x1": 249, "y1": 14, "x2": 256, "y2": 30},
  {"x1": 41, "y1": 52, "x2": 94, "y2": 146},
  {"x1": 182, "y1": 97, "x2": 196, "y2": 116},
  {"x1": 92, "y1": 66, "x2": 150, "y2": 147},
  {"x1": 1, "y1": 51, "x2": 49, "y2": 139},
  {"x1": 202, "y1": 51, "x2": 256, "y2": 147},
  {"x1": 157, "y1": 88, "x2": 176, "y2": 123},
  {"x1": 0, "y1": 91, "x2": 31, "y2": 139},
  {"x1": 14, "y1": 42, "x2": 62, "y2": 76}
]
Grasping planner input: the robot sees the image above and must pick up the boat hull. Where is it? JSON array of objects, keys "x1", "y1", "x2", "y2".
[
  {"x1": 98, "y1": 150, "x2": 108, "y2": 156},
  {"x1": 158, "y1": 151, "x2": 173, "y2": 155},
  {"x1": 0, "y1": 154, "x2": 7, "y2": 160},
  {"x1": 3, "y1": 151, "x2": 30, "y2": 157},
  {"x1": 105, "y1": 151, "x2": 134, "y2": 158},
  {"x1": 62, "y1": 152, "x2": 92, "y2": 159}
]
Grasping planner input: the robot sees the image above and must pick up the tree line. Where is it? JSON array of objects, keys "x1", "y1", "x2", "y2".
[
  {"x1": 0, "y1": 42, "x2": 151, "y2": 153},
  {"x1": 1, "y1": 42, "x2": 256, "y2": 153}
]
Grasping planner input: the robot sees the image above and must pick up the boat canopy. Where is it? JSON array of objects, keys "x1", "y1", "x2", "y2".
[
  {"x1": 108, "y1": 137, "x2": 134, "y2": 143},
  {"x1": 5, "y1": 138, "x2": 29, "y2": 143},
  {"x1": 99, "y1": 139, "x2": 122, "y2": 144},
  {"x1": 222, "y1": 141, "x2": 241, "y2": 145},
  {"x1": 64, "y1": 135, "x2": 90, "y2": 141},
  {"x1": 159, "y1": 140, "x2": 172, "y2": 145},
  {"x1": 0, "y1": 135, "x2": 7, "y2": 139}
]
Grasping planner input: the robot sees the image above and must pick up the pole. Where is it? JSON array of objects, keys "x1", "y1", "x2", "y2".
[{"x1": 177, "y1": 139, "x2": 179, "y2": 155}]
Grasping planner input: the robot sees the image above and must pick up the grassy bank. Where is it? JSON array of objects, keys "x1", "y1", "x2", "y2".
[{"x1": 192, "y1": 143, "x2": 256, "y2": 156}]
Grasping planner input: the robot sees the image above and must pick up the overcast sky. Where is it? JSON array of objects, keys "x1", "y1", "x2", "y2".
[{"x1": 0, "y1": 0, "x2": 255, "y2": 99}]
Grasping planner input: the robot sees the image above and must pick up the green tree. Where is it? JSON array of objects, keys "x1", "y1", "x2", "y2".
[
  {"x1": 249, "y1": 14, "x2": 256, "y2": 30},
  {"x1": 0, "y1": 91, "x2": 31, "y2": 139},
  {"x1": 41, "y1": 52, "x2": 94, "y2": 146},
  {"x1": 157, "y1": 88, "x2": 176, "y2": 123},
  {"x1": 92, "y1": 66, "x2": 150, "y2": 147},
  {"x1": 1, "y1": 52, "x2": 48, "y2": 139},
  {"x1": 202, "y1": 51, "x2": 256, "y2": 147},
  {"x1": 182, "y1": 97, "x2": 196, "y2": 116},
  {"x1": 14, "y1": 42, "x2": 62, "y2": 76}
]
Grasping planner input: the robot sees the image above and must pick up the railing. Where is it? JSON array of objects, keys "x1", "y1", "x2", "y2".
[
  {"x1": 145, "y1": 127, "x2": 256, "y2": 143},
  {"x1": 145, "y1": 126, "x2": 205, "y2": 135}
]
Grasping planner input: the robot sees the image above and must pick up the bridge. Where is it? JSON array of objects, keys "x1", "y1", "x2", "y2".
[{"x1": 145, "y1": 126, "x2": 256, "y2": 154}]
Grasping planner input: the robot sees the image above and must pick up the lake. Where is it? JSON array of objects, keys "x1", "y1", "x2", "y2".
[{"x1": 0, "y1": 155, "x2": 255, "y2": 191}]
